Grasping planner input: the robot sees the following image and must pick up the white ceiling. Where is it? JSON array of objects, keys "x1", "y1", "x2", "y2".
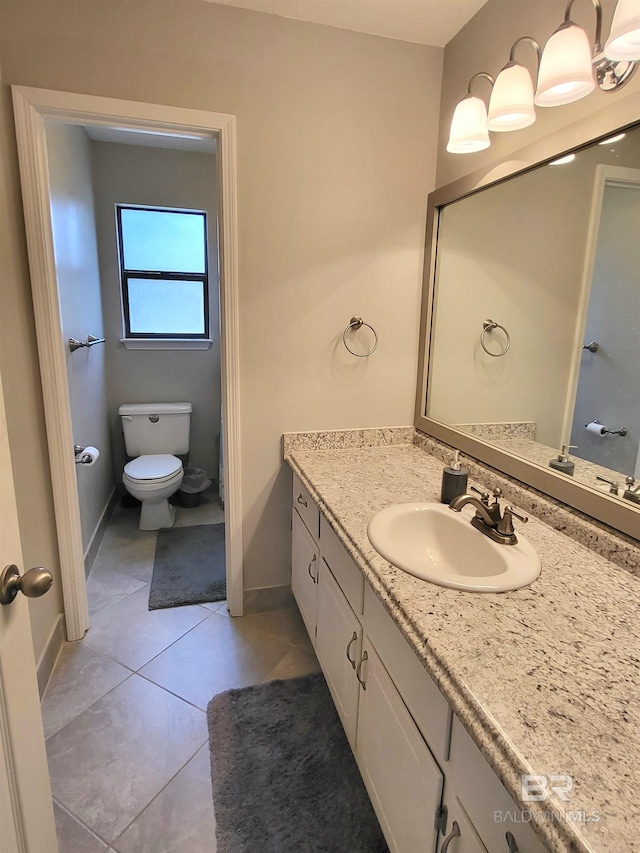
[
  {"x1": 84, "y1": 125, "x2": 217, "y2": 153},
  {"x1": 204, "y1": 0, "x2": 489, "y2": 47}
]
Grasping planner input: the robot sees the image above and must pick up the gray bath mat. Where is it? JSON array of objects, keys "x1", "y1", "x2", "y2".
[
  {"x1": 207, "y1": 672, "x2": 388, "y2": 853},
  {"x1": 149, "y1": 523, "x2": 225, "y2": 610}
]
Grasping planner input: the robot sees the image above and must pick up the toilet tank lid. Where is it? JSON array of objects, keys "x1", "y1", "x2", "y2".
[{"x1": 119, "y1": 403, "x2": 192, "y2": 416}]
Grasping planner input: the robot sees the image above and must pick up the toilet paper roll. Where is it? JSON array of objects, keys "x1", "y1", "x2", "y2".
[
  {"x1": 77, "y1": 446, "x2": 100, "y2": 466},
  {"x1": 585, "y1": 421, "x2": 606, "y2": 436}
]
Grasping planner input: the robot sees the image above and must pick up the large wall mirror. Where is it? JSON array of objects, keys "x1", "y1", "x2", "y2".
[{"x1": 416, "y1": 117, "x2": 639, "y2": 540}]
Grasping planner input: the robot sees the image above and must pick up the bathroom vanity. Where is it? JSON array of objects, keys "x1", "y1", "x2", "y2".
[{"x1": 285, "y1": 430, "x2": 640, "y2": 853}]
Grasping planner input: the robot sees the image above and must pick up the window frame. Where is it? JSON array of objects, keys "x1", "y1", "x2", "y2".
[{"x1": 116, "y1": 204, "x2": 210, "y2": 340}]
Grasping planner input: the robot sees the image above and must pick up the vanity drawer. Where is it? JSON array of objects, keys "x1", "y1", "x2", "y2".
[
  {"x1": 363, "y1": 583, "x2": 451, "y2": 767},
  {"x1": 292, "y1": 473, "x2": 319, "y2": 540},
  {"x1": 448, "y1": 716, "x2": 549, "y2": 853},
  {"x1": 320, "y1": 514, "x2": 364, "y2": 615}
]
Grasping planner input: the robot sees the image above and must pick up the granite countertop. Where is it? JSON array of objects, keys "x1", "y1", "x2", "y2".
[{"x1": 286, "y1": 441, "x2": 640, "y2": 853}]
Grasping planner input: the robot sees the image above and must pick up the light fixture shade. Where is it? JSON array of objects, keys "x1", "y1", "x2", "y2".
[
  {"x1": 605, "y1": 0, "x2": 640, "y2": 60},
  {"x1": 535, "y1": 22, "x2": 595, "y2": 107},
  {"x1": 487, "y1": 62, "x2": 536, "y2": 131},
  {"x1": 446, "y1": 95, "x2": 490, "y2": 153}
]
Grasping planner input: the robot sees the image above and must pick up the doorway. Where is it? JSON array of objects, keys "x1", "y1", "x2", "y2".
[{"x1": 12, "y1": 86, "x2": 243, "y2": 641}]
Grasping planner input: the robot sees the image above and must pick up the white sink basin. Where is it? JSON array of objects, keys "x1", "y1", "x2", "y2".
[{"x1": 367, "y1": 503, "x2": 540, "y2": 592}]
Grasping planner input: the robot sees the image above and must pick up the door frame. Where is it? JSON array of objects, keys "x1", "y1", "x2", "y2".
[
  {"x1": 11, "y1": 86, "x2": 243, "y2": 639},
  {"x1": 562, "y1": 164, "x2": 640, "y2": 445}
]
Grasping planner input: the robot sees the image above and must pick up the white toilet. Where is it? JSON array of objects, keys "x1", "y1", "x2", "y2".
[{"x1": 119, "y1": 402, "x2": 192, "y2": 530}]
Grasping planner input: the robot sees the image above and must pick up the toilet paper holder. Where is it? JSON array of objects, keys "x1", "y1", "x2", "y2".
[
  {"x1": 585, "y1": 420, "x2": 627, "y2": 437},
  {"x1": 74, "y1": 444, "x2": 99, "y2": 464}
]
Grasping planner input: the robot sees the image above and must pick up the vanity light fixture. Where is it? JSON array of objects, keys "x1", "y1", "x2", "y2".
[
  {"x1": 605, "y1": 0, "x2": 640, "y2": 59},
  {"x1": 487, "y1": 37, "x2": 540, "y2": 132},
  {"x1": 536, "y1": 0, "x2": 639, "y2": 106},
  {"x1": 446, "y1": 72, "x2": 494, "y2": 154},
  {"x1": 448, "y1": 0, "x2": 639, "y2": 154}
]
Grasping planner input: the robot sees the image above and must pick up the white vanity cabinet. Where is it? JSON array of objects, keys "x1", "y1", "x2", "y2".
[
  {"x1": 315, "y1": 559, "x2": 362, "y2": 748},
  {"x1": 436, "y1": 797, "x2": 491, "y2": 853},
  {"x1": 291, "y1": 497, "x2": 319, "y2": 644},
  {"x1": 289, "y1": 476, "x2": 551, "y2": 853},
  {"x1": 356, "y1": 640, "x2": 444, "y2": 852},
  {"x1": 446, "y1": 716, "x2": 549, "y2": 853}
]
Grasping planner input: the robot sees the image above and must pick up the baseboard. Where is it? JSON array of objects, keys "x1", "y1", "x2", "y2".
[
  {"x1": 83, "y1": 487, "x2": 117, "y2": 578},
  {"x1": 36, "y1": 614, "x2": 65, "y2": 698},
  {"x1": 243, "y1": 584, "x2": 295, "y2": 614}
]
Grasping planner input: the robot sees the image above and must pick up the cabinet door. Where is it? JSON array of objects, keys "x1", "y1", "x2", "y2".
[
  {"x1": 316, "y1": 560, "x2": 362, "y2": 749},
  {"x1": 448, "y1": 717, "x2": 549, "y2": 853},
  {"x1": 356, "y1": 641, "x2": 444, "y2": 853},
  {"x1": 438, "y1": 797, "x2": 489, "y2": 853},
  {"x1": 291, "y1": 508, "x2": 319, "y2": 645}
]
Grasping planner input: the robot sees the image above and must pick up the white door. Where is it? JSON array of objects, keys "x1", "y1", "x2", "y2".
[{"x1": 0, "y1": 368, "x2": 57, "y2": 852}]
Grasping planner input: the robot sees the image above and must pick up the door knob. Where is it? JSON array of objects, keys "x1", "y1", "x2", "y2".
[{"x1": 1, "y1": 564, "x2": 53, "y2": 605}]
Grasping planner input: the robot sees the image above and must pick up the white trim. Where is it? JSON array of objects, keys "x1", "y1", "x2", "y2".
[
  {"x1": 11, "y1": 86, "x2": 244, "y2": 638},
  {"x1": 83, "y1": 487, "x2": 116, "y2": 563},
  {"x1": 562, "y1": 165, "x2": 640, "y2": 444},
  {"x1": 120, "y1": 338, "x2": 213, "y2": 350}
]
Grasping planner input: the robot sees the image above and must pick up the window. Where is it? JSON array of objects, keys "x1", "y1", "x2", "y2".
[{"x1": 116, "y1": 205, "x2": 209, "y2": 340}]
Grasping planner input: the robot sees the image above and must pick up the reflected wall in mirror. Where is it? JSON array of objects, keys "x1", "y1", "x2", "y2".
[{"x1": 421, "y1": 121, "x2": 640, "y2": 533}]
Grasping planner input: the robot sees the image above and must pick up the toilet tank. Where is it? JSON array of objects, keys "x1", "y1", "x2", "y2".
[{"x1": 118, "y1": 403, "x2": 192, "y2": 456}]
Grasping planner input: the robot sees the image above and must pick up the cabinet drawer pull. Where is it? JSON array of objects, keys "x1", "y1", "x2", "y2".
[
  {"x1": 505, "y1": 831, "x2": 519, "y2": 852},
  {"x1": 307, "y1": 554, "x2": 317, "y2": 582},
  {"x1": 355, "y1": 650, "x2": 368, "y2": 690},
  {"x1": 345, "y1": 631, "x2": 358, "y2": 669},
  {"x1": 297, "y1": 493, "x2": 308, "y2": 508},
  {"x1": 440, "y1": 821, "x2": 461, "y2": 852}
]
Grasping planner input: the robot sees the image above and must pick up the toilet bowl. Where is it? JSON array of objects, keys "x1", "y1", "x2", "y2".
[{"x1": 122, "y1": 454, "x2": 184, "y2": 530}]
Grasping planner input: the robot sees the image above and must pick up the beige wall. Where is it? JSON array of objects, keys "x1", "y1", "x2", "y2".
[
  {"x1": 428, "y1": 160, "x2": 589, "y2": 448},
  {"x1": 46, "y1": 123, "x2": 115, "y2": 560},
  {"x1": 90, "y1": 141, "x2": 221, "y2": 483},
  {"x1": 0, "y1": 34, "x2": 63, "y2": 664},
  {"x1": 428, "y1": 134, "x2": 640, "y2": 447},
  {"x1": 0, "y1": 0, "x2": 443, "y2": 628},
  {"x1": 437, "y1": 0, "x2": 640, "y2": 188}
]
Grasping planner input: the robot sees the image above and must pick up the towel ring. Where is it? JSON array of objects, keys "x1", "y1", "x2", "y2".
[
  {"x1": 480, "y1": 319, "x2": 510, "y2": 358},
  {"x1": 343, "y1": 316, "x2": 378, "y2": 357}
]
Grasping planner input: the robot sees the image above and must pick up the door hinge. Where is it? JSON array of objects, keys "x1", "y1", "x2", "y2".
[{"x1": 435, "y1": 804, "x2": 448, "y2": 834}]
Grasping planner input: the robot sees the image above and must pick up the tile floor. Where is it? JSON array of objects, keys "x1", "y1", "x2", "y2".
[{"x1": 42, "y1": 490, "x2": 320, "y2": 853}]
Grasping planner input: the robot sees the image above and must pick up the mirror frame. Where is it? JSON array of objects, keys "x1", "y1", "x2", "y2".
[{"x1": 415, "y1": 99, "x2": 640, "y2": 541}]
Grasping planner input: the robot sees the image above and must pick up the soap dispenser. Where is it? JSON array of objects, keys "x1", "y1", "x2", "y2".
[
  {"x1": 441, "y1": 451, "x2": 468, "y2": 504},
  {"x1": 549, "y1": 444, "x2": 576, "y2": 476}
]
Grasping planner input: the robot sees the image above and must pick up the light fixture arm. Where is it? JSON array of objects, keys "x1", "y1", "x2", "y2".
[
  {"x1": 509, "y1": 36, "x2": 541, "y2": 66},
  {"x1": 564, "y1": 0, "x2": 603, "y2": 53},
  {"x1": 467, "y1": 71, "x2": 495, "y2": 95}
]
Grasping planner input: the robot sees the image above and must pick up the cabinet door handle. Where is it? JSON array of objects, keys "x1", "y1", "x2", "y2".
[
  {"x1": 307, "y1": 553, "x2": 317, "y2": 582},
  {"x1": 355, "y1": 650, "x2": 368, "y2": 690},
  {"x1": 297, "y1": 493, "x2": 308, "y2": 508},
  {"x1": 440, "y1": 821, "x2": 461, "y2": 852},
  {"x1": 345, "y1": 631, "x2": 358, "y2": 669},
  {"x1": 505, "y1": 831, "x2": 519, "y2": 852}
]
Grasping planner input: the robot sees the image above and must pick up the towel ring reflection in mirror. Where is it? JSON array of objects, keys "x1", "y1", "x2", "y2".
[
  {"x1": 480, "y1": 319, "x2": 511, "y2": 357},
  {"x1": 343, "y1": 316, "x2": 378, "y2": 357}
]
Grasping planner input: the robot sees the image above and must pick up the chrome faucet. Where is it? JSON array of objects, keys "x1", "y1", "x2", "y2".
[{"x1": 449, "y1": 486, "x2": 528, "y2": 545}]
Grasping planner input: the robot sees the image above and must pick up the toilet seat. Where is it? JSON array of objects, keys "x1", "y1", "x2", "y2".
[{"x1": 123, "y1": 454, "x2": 183, "y2": 484}]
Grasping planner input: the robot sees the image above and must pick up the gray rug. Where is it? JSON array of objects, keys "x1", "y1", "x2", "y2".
[
  {"x1": 207, "y1": 672, "x2": 388, "y2": 853},
  {"x1": 149, "y1": 523, "x2": 226, "y2": 610}
]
